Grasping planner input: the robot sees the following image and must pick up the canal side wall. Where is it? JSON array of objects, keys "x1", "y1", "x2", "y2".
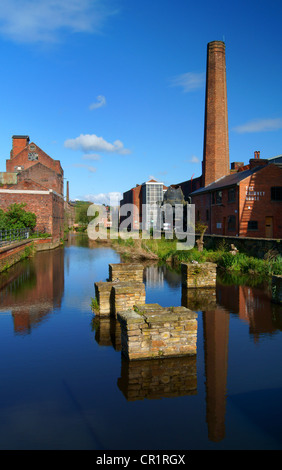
[
  {"x1": 200, "y1": 234, "x2": 282, "y2": 258},
  {"x1": 0, "y1": 238, "x2": 61, "y2": 273}
]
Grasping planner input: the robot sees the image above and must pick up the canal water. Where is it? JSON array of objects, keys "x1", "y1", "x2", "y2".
[{"x1": 0, "y1": 233, "x2": 281, "y2": 450}]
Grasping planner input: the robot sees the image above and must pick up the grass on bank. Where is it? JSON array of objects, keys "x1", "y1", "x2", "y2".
[{"x1": 112, "y1": 236, "x2": 282, "y2": 277}]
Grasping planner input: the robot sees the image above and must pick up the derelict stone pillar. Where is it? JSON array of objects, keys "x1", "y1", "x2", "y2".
[
  {"x1": 109, "y1": 263, "x2": 144, "y2": 282},
  {"x1": 117, "y1": 304, "x2": 197, "y2": 361},
  {"x1": 181, "y1": 262, "x2": 217, "y2": 288}
]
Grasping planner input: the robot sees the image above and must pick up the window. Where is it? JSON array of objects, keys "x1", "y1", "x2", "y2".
[
  {"x1": 271, "y1": 187, "x2": 282, "y2": 201},
  {"x1": 215, "y1": 190, "x2": 222, "y2": 204},
  {"x1": 248, "y1": 221, "x2": 258, "y2": 230},
  {"x1": 227, "y1": 215, "x2": 236, "y2": 231},
  {"x1": 206, "y1": 209, "x2": 209, "y2": 221},
  {"x1": 28, "y1": 152, "x2": 38, "y2": 161},
  {"x1": 228, "y1": 187, "x2": 236, "y2": 203}
]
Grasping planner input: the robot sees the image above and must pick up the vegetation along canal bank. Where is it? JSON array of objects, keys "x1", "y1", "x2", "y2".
[{"x1": 97, "y1": 234, "x2": 282, "y2": 280}]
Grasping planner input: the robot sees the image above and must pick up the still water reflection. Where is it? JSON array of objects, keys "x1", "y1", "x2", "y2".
[{"x1": 0, "y1": 234, "x2": 281, "y2": 449}]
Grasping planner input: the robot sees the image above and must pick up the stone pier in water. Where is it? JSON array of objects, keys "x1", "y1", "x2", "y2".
[
  {"x1": 181, "y1": 262, "x2": 217, "y2": 288},
  {"x1": 94, "y1": 263, "x2": 198, "y2": 360}
]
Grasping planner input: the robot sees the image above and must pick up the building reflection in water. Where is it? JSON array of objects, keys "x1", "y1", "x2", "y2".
[
  {"x1": 2, "y1": 251, "x2": 281, "y2": 443},
  {"x1": 0, "y1": 248, "x2": 64, "y2": 335},
  {"x1": 91, "y1": 264, "x2": 282, "y2": 443},
  {"x1": 182, "y1": 276, "x2": 282, "y2": 443},
  {"x1": 182, "y1": 285, "x2": 229, "y2": 442},
  {"x1": 91, "y1": 312, "x2": 198, "y2": 401},
  {"x1": 143, "y1": 263, "x2": 182, "y2": 288}
]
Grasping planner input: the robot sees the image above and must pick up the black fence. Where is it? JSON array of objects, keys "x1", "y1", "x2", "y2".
[{"x1": 0, "y1": 228, "x2": 30, "y2": 247}]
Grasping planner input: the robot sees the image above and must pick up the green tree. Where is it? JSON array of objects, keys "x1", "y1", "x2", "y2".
[
  {"x1": 0, "y1": 203, "x2": 37, "y2": 230},
  {"x1": 75, "y1": 201, "x2": 98, "y2": 226}
]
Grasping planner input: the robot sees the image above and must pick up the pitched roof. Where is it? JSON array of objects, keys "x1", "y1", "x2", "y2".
[{"x1": 190, "y1": 165, "x2": 266, "y2": 196}]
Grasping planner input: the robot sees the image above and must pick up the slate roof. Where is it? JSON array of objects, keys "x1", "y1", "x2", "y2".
[{"x1": 190, "y1": 165, "x2": 266, "y2": 196}]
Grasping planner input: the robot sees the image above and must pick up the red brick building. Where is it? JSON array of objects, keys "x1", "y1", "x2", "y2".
[
  {"x1": 191, "y1": 157, "x2": 282, "y2": 238},
  {"x1": 120, "y1": 184, "x2": 142, "y2": 230},
  {"x1": 174, "y1": 41, "x2": 282, "y2": 239},
  {"x1": 0, "y1": 135, "x2": 64, "y2": 240}
]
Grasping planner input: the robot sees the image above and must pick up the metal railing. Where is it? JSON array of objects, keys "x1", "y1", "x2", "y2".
[{"x1": 0, "y1": 228, "x2": 30, "y2": 248}]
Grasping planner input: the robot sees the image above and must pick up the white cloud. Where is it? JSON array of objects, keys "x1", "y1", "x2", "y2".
[
  {"x1": 72, "y1": 163, "x2": 97, "y2": 173},
  {"x1": 190, "y1": 155, "x2": 200, "y2": 163},
  {"x1": 64, "y1": 133, "x2": 131, "y2": 155},
  {"x1": 85, "y1": 191, "x2": 122, "y2": 205},
  {"x1": 0, "y1": 0, "x2": 116, "y2": 43},
  {"x1": 169, "y1": 72, "x2": 205, "y2": 93},
  {"x1": 233, "y1": 118, "x2": 282, "y2": 133},
  {"x1": 89, "y1": 95, "x2": 106, "y2": 110}
]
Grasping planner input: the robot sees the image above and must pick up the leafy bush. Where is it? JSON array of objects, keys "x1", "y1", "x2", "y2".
[
  {"x1": 0, "y1": 203, "x2": 36, "y2": 230},
  {"x1": 217, "y1": 252, "x2": 236, "y2": 269}
]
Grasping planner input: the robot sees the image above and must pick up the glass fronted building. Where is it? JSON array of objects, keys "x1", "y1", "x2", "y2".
[{"x1": 141, "y1": 180, "x2": 165, "y2": 230}]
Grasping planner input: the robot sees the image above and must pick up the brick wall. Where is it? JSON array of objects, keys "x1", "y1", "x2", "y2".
[
  {"x1": 6, "y1": 142, "x2": 63, "y2": 184},
  {"x1": 17, "y1": 163, "x2": 63, "y2": 195},
  {"x1": 238, "y1": 164, "x2": 282, "y2": 238},
  {"x1": 192, "y1": 164, "x2": 282, "y2": 238},
  {"x1": 0, "y1": 189, "x2": 64, "y2": 240},
  {"x1": 11, "y1": 136, "x2": 30, "y2": 158}
]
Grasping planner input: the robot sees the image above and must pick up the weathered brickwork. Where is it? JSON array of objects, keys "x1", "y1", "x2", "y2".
[
  {"x1": 94, "y1": 280, "x2": 145, "y2": 318},
  {"x1": 202, "y1": 41, "x2": 229, "y2": 187},
  {"x1": 0, "y1": 189, "x2": 64, "y2": 240},
  {"x1": 17, "y1": 163, "x2": 63, "y2": 196},
  {"x1": 0, "y1": 240, "x2": 34, "y2": 273},
  {"x1": 238, "y1": 164, "x2": 282, "y2": 238},
  {"x1": 117, "y1": 304, "x2": 198, "y2": 361},
  {"x1": 94, "y1": 281, "x2": 116, "y2": 316},
  {"x1": 181, "y1": 262, "x2": 217, "y2": 288},
  {"x1": 109, "y1": 263, "x2": 144, "y2": 282},
  {"x1": 94, "y1": 263, "x2": 198, "y2": 361},
  {"x1": 117, "y1": 355, "x2": 197, "y2": 401},
  {"x1": 112, "y1": 282, "x2": 146, "y2": 318},
  {"x1": 192, "y1": 163, "x2": 282, "y2": 238},
  {"x1": 0, "y1": 237, "x2": 60, "y2": 273},
  {"x1": 7, "y1": 137, "x2": 63, "y2": 193},
  {"x1": 0, "y1": 135, "x2": 65, "y2": 240},
  {"x1": 95, "y1": 263, "x2": 145, "y2": 317}
]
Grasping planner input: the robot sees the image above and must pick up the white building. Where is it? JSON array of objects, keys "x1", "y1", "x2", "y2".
[{"x1": 141, "y1": 179, "x2": 165, "y2": 230}]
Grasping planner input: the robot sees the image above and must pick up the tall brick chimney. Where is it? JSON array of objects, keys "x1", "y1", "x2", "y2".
[
  {"x1": 202, "y1": 41, "x2": 229, "y2": 186},
  {"x1": 11, "y1": 135, "x2": 30, "y2": 159}
]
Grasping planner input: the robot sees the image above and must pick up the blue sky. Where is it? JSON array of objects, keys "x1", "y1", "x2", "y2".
[{"x1": 0, "y1": 0, "x2": 281, "y2": 204}]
